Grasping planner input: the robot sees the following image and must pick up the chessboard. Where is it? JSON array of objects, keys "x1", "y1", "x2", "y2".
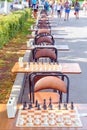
[{"x1": 16, "y1": 103, "x2": 82, "y2": 128}]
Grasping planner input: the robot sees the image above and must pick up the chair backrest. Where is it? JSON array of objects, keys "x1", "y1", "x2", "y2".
[
  {"x1": 36, "y1": 29, "x2": 51, "y2": 35},
  {"x1": 40, "y1": 17, "x2": 49, "y2": 21},
  {"x1": 34, "y1": 76, "x2": 67, "y2": 92},
  {"x1": 40, "y1": 14, "x2": 47, "y2": 18},
  {"x1": 30, "y1": 72, "x2": 69, "y2": 103},
  {"x1": 40, "y1": 9, "x2": 48, "y2": 15},
  {"x1": 38, "y1": 20, "x2": 49, "y2": 25},
  {"x1": 32, "y1": 47, "x2": 58, "y2": 62},
  {"x1": 37, "y1": 23, "x2": 51, "y2": 29},
  {"x1": 34, "y1": 33, "x2": 55, "y2": 45}
]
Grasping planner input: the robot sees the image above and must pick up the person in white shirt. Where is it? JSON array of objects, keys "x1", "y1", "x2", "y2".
[
  {"x1": 56, "y1": 0, "x2": 63, "y2": 18},
  {"x1": 82, "y1": 0, "x2": 87, "y2": 15}
]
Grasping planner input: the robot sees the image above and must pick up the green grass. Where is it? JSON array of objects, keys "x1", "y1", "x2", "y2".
[{"x1": 0, "y1": 13, "x2": 35, "y2": 103}]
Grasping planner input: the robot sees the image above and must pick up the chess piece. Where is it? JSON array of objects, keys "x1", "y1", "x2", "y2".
[
  {"x1": 35, "y1": 100, "x2": 38, "y2": 107},
  {"x1": 23, "y1": 102, "x2": 27, "y2": 110},
  {"x1": 35, "y1": 118, "x2": 40, "y2": 125},
  {"x1": 37, "y1": 61, "x2": 39, "y2": 65},
  {"x1": 33, "y1": 60, "x2": 35, "y2": 64},
  {"x1": 57, "y1": 114, "x2": 63, "y2": 123},
  {"x1": 43, "y1": 99, "x2": 47, "y2": 110},
  {"x1": 71, "y1": 101, "x2": 74, "y2": 110},
  {"x1": 41, "y1": 59, "x2": 43, "y2": 65},
  {"x1": 43, "y1": 117, "x2": 48, "y2": 124},
  {"x1": 49, "y1": 119, "x2": 55, "y2": 125},
  {"x1": 25, "y1": 63, "x2": 29, "y2": 70},
  {"x1": 64, "y1": 102, "x2": 68, "y2": 110},
  {"x1": 57, "y1": 61, "x2": 59, "y2": 65},
  {"x1": 49, "y1": 60, "x2": 51, "y2": 64},
  {"x1": 37, "y1": 104, "x2": 41, "y2": 110},
  {"x1": 58, "y1": 102, "x2": 61, "y2": 110},
  {"x1": 48, "y1": 97, "x2": 52, "y2": 110},
  {"x1": 28, "y1": 115, "x2": 33, "y2": 123},
  {"x1": 28, "y1": 101, "x2": 32, "y2": 109}
]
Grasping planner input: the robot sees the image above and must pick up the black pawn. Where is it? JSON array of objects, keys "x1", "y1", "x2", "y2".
[
  {"x1": 28, "y1": 101, "x2": 32, "y2": 109},
  {"x1": 48, "y1": 97, "x2": 52, "y2": 110},
  {"x1": 58, "y1": 102, "x2": 61, "y2": 110},
  {"x1": 64, "y1": 102, "x2": 68, "y2": 110},
  {"x1": 43, "y1": 99, "x2": 47, "y2": 110},
  {"x1": 35, "y1": 100, "x2": 38, "y2": 107},
  {"x1": 71, "y1": 102, "x2": 74, "y2": 110},
  {"x1": 37, "y1": 104, "x2": 41, "y2": 110}
]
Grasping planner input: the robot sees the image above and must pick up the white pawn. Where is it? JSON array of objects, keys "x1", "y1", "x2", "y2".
[{"x1": 28, "y1": 116, "x2": 33, "y2": 123}]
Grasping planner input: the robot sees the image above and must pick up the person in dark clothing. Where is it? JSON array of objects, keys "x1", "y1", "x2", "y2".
[{"x1": 74, "y1": 0, "x2": 80, "y2": 19}]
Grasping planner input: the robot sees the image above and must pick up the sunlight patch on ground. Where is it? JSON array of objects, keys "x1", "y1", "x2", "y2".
[
  {"x1": 60, "y1": 57, "x2": 87, "y2": 62},
  {"x1": 84, "y1": 51, "x2": 87, "y2": 54},
  {"x1": 6, "y1": 50, "x2": 25, "y2": 55},
  {"x1": 67, "y1": 38, "x2": 87, "y2": 42}
]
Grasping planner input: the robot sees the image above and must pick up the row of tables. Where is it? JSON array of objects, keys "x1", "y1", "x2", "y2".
[
  {"x1": 4, "y1": 9, "x2": 87, "y2": 130},
  {"x1": 12, "y1": 26, "x2": 81, "y2": 74}
]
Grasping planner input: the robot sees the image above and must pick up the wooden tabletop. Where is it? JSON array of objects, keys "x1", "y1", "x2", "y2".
[
  {"x1": 11, "y1": 62, "x2": 81, "y2": 74},
  {"x1": 21, "y1": 45, "x2": 69, "y2": 51},
  {"x1": 28, "y1": 28, "x2": 51, "y2": 32},
  {"x1": 28, "y1": 28, "x2": 64, "y2": 32},
  {"x1": 1, "y1": 104, "x2": 87, "y2": 130}
]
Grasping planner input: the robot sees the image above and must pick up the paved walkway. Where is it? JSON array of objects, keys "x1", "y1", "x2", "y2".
[{"x1": 22, "y1": 9, "x2": 87, "y2": 103}]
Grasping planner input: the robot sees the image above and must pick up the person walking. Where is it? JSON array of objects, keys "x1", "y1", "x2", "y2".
[
  {"x1": 74, "y1": 0, "x2": 80, "y2": 19},
  {"x1": 56, "y1": 0, "x2": 63, "y2": 18},
  {"x1": 49, "y1": 0, "x2": 55, "y2": 16},
  {"x1": 44, "y1": 0, "x2": 50, "y2": 13},
  {"x1": 64, "y1": 0, "x2": 71, "y2": 21},
  {"x1": 82, "y1": 0, "x2": 87, "y2": 15},
  {"x1": 32, "y1": 0, "x2": 38, "y2": 18}
]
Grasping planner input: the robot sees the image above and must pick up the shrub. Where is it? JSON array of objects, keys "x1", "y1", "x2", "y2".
[{"x1": 0, "y1": 8, "x2": 31, "y2": 48}]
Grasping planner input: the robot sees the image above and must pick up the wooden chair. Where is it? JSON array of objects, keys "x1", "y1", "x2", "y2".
[
  {"x1": 32, "y1": 46, "x2": 58, "y2": 62},
  {"x1": 29, "y1": 72, "x2": 69, "y2": 104},
  {"x1": 34, "y1": 33, "x2": 55, "y2": 45}
]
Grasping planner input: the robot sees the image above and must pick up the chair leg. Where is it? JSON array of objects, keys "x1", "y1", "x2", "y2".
[
  {"x1": 29, "y1": 75, "x2": 32, "y2": 102},
  {"x1": 59, "y1": 91, "x2": 62, "y2": 103}
]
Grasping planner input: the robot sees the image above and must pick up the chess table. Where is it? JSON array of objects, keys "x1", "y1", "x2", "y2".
[
  {"x1": 1, "y1": 104, "x2": 87, "y2": 130},
  {"x1": 28, "y1": 28, "x2": 65, "y2": 32},
  {"x1": 11, "y1": 62, "x2": 81, "y2": 74},
  {"x1": 16, "y1": 104, "x2": 82, "y2": 128},
  {"x1": 21, "y1": 45, "x2": 69, "y2": 51}
]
